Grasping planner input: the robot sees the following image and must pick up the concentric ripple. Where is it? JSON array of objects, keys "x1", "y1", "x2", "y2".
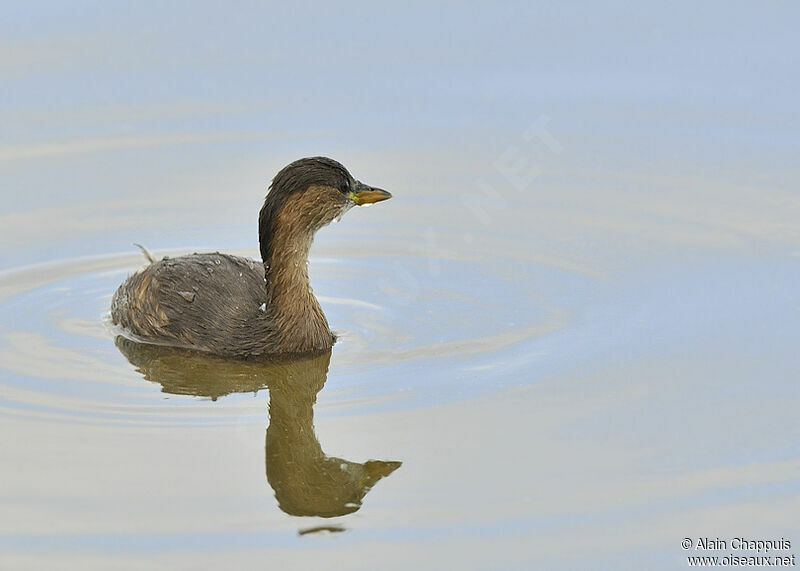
[{"x1": 0, "y1": 235, "x2": 597, "y2": 424}]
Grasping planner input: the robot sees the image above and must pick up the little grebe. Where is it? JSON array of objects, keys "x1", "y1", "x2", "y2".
[{"x1": 110, "y1": 157, "x2": 391, "y2": 357}]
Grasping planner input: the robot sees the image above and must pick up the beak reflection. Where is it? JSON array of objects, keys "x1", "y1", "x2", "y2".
[{"x1": 114, "y1": 337, "x2": 402, "y2": 519}]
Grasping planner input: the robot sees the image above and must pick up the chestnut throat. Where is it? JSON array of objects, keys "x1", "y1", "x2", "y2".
[{"x1": 261, "y1": 216, "x2": 331, "y2": 353}]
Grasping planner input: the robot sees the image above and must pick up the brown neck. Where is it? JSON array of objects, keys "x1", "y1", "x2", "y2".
[{"x1": 263, "y1": 225, "x2": 331, "y2": 353}]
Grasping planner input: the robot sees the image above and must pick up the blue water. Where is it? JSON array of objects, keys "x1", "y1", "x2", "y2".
[{"x1": 1, "y1": 2, "x2": 799, "y2": 569}]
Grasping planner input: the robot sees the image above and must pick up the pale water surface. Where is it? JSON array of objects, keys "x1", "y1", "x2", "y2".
[{"x1": 1, "y1": 3, "x2": 799, "y2": 569}]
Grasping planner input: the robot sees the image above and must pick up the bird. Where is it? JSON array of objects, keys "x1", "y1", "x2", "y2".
[{"x1": 110, "y1": 157, "x2": 391, "y2": 358}]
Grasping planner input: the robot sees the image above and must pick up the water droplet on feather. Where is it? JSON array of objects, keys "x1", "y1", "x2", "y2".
[{"x1": 177, "y1": 291, "x2": 196, "y2": 303}]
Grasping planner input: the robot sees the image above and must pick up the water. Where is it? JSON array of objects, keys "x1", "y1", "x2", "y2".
[{"x1": 2, "y1": 3, "x2": 799, "y2": 569}]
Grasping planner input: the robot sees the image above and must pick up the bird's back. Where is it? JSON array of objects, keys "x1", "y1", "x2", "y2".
[{"x1": 111, "y1": 253, "x2": 276, "y2": 357}]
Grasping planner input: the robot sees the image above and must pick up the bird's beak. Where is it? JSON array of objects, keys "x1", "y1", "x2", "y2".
[{"x1": 349, "y1": 181, "x2": 392, "y2": 206}]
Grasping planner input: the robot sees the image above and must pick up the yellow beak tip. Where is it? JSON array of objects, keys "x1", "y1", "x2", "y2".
[{"x1": 351, "y1": 189, "x2": 392, "y2": 205}]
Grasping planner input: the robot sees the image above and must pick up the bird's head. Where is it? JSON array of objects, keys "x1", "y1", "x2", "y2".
[{"x1": 259, "y1": 157, "x2": 391, "y2": 263}]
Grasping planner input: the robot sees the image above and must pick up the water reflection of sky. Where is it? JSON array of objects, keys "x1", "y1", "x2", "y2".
[
  {"x1": 1, "y1": 3, "x2": 799, "y2": 569},
  {"x1": 4, "y1": 3, "x2": 798, "y2": 163}
]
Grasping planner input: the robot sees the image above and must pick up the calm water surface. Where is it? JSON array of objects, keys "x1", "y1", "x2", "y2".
[{"x1": 1, "y1": 3, "x2": 799, "y2": 569}]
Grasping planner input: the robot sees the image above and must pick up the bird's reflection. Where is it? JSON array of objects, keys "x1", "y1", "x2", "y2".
[{"x1": 115, "y1": 337, "x2": 401, "y2": 518}]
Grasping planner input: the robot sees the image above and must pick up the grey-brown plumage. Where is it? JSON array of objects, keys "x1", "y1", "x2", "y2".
[{"x1": 110, "y1": 157, "x2": 391, "y2": 358}]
